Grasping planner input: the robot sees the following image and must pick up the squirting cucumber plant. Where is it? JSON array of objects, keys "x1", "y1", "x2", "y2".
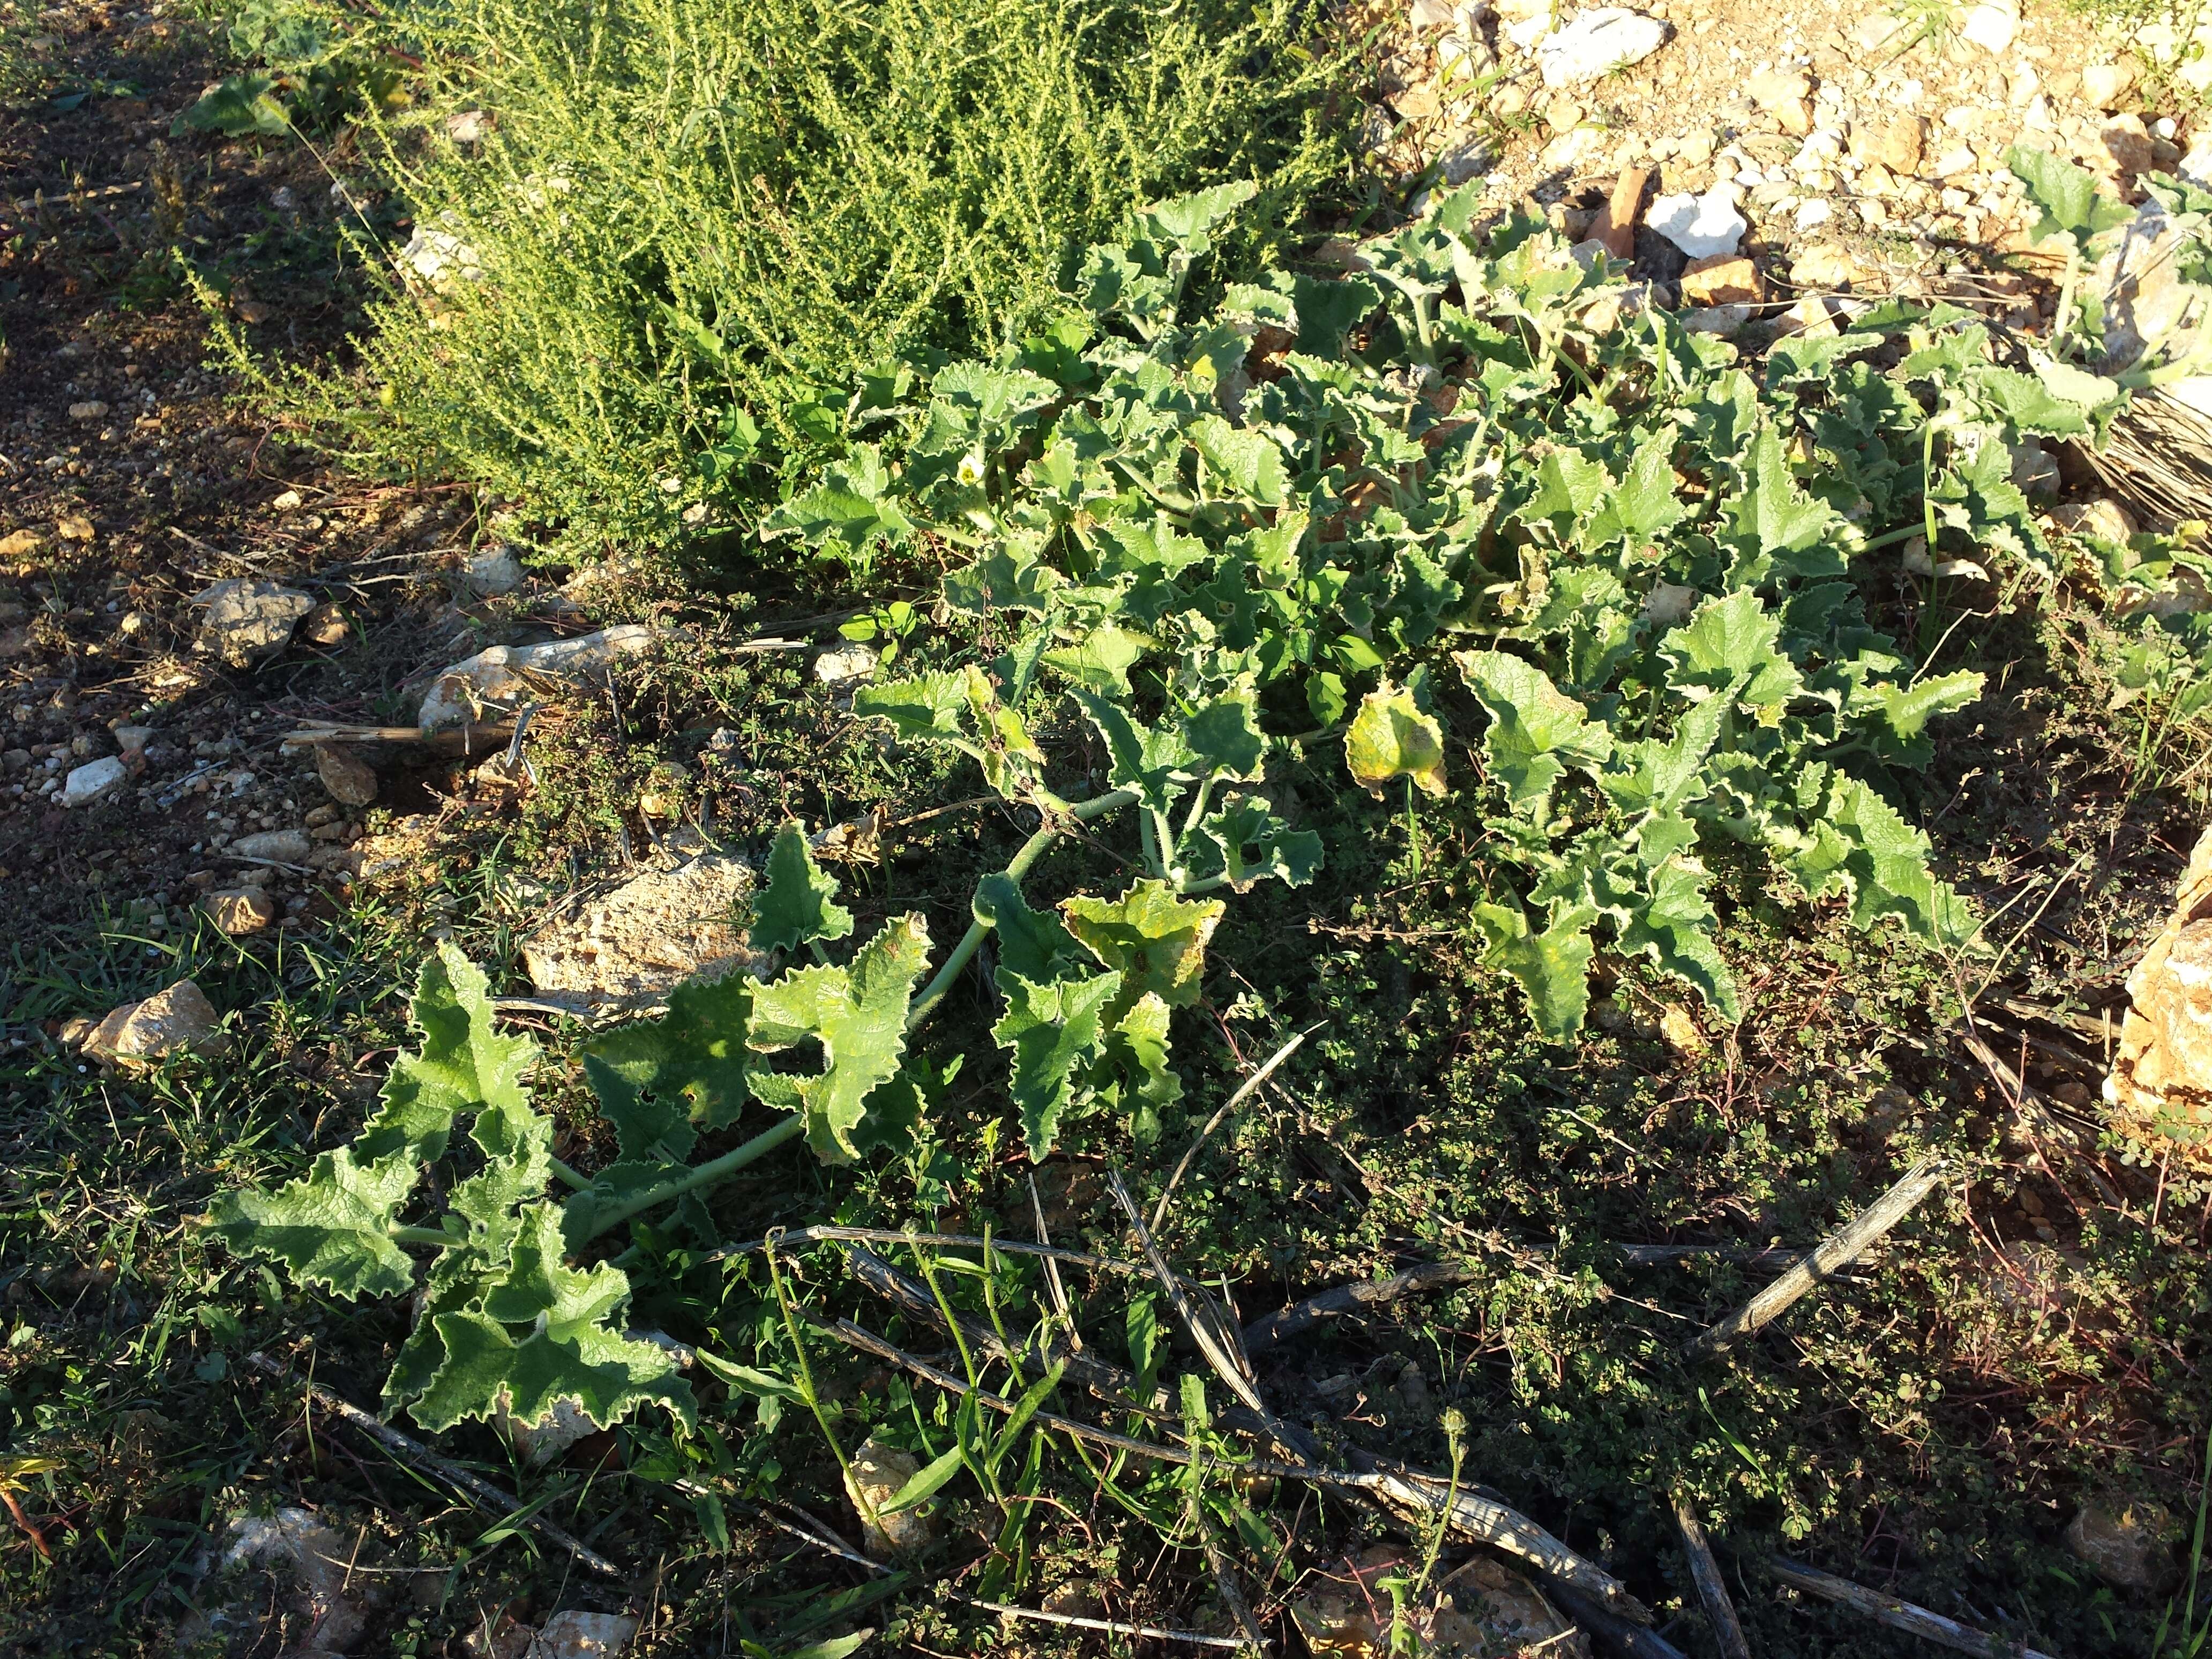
[{"x1": 214, "y1": 170, "x2": 2133, "y2": 1443}]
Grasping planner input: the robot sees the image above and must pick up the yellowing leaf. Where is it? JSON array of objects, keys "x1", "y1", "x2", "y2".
[
  {"x1": 1345, "y1": 681, "x2": 1447, "y2": 796},
  {"x1": 1061, "y1": 878, "x2": 1224, "y2": 1011}
]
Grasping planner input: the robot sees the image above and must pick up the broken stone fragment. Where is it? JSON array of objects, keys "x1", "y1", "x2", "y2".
[
  {"x1": 1290, "y1": 1547, "x2": 1590, "y2": 1657},
  {"x1": 2067, "y1": 1500, "x2": 2177, "y2": 1591},
  {"x1": 845, "y1": 1436, "x2": 936, "y2": 1559},
  {"x1": 1646, "y1": 185, "x2": 1745, "y2": 259},
  {"x1": 813, "y1": 642, "x2": 879, "y2": 686},
  {"x1": 314, "y1": 744, "x2": 379, "y2": 807},
  {"x1": 2106, "y1": 823, "x2": 2212, "y2": 1174},
  {"x1": 1678, "y1": 252, "x2": 1761, "y2": 307},
  {"x1": 2082, "y1": 60, "x2": 2141, "y2": 111},
  {"x1": 202, "y1": 888, "x2": 278, "y2": 936},
  {"x1": 60, "y1": 754, "x2": 128, "y2": 807},
  {"x1": 83, "y1": 980, "x2": 229, "y2": 1065},
  {"x1": 526, "y1": 1610, "x2": 639, "y2": 1659},
  {"x1": 1536, "y1": 8, "x2": 1666, "y2": 87},
  {"x1": 460, "y1": 544, "x2": 526, "y2": 597},
  {"x1": 192, "y1": 579, "x2": 316, "y2": 667},
  {"x1": 519, "y1": 852, "x2": 760, "y2": 1006},
  {"x1": 417, "y1": 623, "x2": 659, "y2": 730},
  {"x1": 230, "y1": 828, "x2": 312, "y2": 863},
  {"x1": 221, "y1": 1508, "x2": 372, "y2": 1656}
]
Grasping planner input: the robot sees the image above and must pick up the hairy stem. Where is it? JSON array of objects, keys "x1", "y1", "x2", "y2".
[
  {"x1": 906, "y1": 787, "x2": 1137, "y2": 1029},
  {"x1": 581, "y1": 1114, "x2": 806, "y2": 1242}
]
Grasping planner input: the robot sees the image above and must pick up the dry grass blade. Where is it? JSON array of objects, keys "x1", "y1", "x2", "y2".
[
  {"x1": 1149, "y1": 1025, "x2": 1317, "y2": 1235},
  {"x1": 1098, "y1": 1172, "x2": 1651, "y2": 1623},
  {"x1": 1685, "y1": 1155, "x2": 1951, "y2": 1361},
  {"x1": 1769, "y1": 1556, "x2": 2060, "y2": 1658},
  {"x1": 243, "y1": 1352, "x2": 622, "y2": 1578}
]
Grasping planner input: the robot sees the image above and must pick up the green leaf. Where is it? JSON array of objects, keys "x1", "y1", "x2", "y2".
[
  {"x1": 1597, "y1": 699, "x2": 1724, "y2": 826},
  {"x1": 176, "y1": 73, "x2": 290, "y2": 138},
  {"x1": 408, "y1": 1206, "x2": 696, "y2": 1433},
  {"x1": 974, "y1": 873, "x2": 1086, "y2": 983},
  {"x1": 1060, "y1": 878, "x2": 1225, "y2": 1010},
  {"x1": 751, "y1": 823, "x2": 855, "y2": 954},
  {"x1": 878, "y1": 1443, "x2": 968, "y2": 1514},
  {"x1": 1042, "y1": 624, "x2": 1151, "y2": 695},
  {"x1": 854, "y1": 671, "x2": 972, "y2": 745},
  {"x1": 1472, "y1": 902, "x2": 1597, "y2": 1039},
  {"x1": 1103, "y1": 991, "x2": 1181, "y2": 1134},
  {"x1": 1137, "y1": 180, "x2": 1257, "y2": 253},
  {"x1": 1582, "y1": 436, "x2": 1687, "y2": 548},
  {"x1": 993, "y1": 970, "x2": 1121, "y2": 1159},
  {"x1": 372, "y1": 945, "x2": 540, "y2": 1165},
  {"x1": 1660, "y1": 589, "x2": 1804, "y2": 715},
  {"x1": 207, "y1": 1146, "x2": 424, "y2": 1300},
  {"x1": 1602, "y1": 857, "x2": 1739, "y2": 1018},
  {"x1": 1818, "y1": 775, "x2": 1970, "y2": 943},
  {"x1": 1188, "y1": 415, "x2": 1287, "y2": 506},
  {"x1": 746, "y1": 916, "x2": 932, "y2": 1163},
  {"x1": 1292, "y1": 274, "x2": 1382, "y2": 357},
  {"x1": 1181, "y1": 689, "x2": 1267, "y2": 781},
  {"x1": 1455, "y1": 649, "x2": 1612, "y2": 820},
  {"x1": 1721, "y1": 426, "x2": 1840, "y2": 581},
  {"x1": 1969, "y1": 366, "x2": 2091, "y2": 438},
  {"x1": 582, "y1": 969, "x2": 756, "y2": 1147},
  {"x1": 1072, "y1": 688, "x2": 1195, "y2": 814},
  {"x1": 1186, "y1": 796, "x2": 1323, "y2": 891},
  {"x1": 1344, "y1": 680, "x2": 1448, "y2": 796},
  {"x1": 988, "y1": 1359, "x2": 1067, "y2": 1475},
  {"x1": 209, "y1": 943, "x2": 540, "y2": 1299},
  {"x1": 1874, "y1": 670, "x2": 1985, "y2": 760},
  {"x1": 759, "y1": 446, "x2": 913, "y2": 561},
  {"x1": 2006, "y1": 146, "x2": 2134, "y2": 252}
]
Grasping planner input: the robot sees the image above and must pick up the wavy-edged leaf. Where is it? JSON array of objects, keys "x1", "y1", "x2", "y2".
[
  {"x1": 1043, "y1": 624, "x2": 1150, "y2": 695},
  {"x1": 993, "y1": 969, "x2": 1121, "y2": 1159},
  {"x1": 751, "y1": 823, "x2": 855, "y2": 954},
  {"x1": 974, "y1": 873, "x2": 1085, "y2": 984},
  {"x1": 1597, "y1": 857, "x2": 1738, "y2": 1018},
  {"x1": 1061, "y1": 879, "x2": 1224, "y2": 1011},
  {"x1": 759, "y1": 446, "x2": 913, "y2": 561},
  {"x1": 1660, "y1": 589, "x2": 1803, "y2": 715},
  {"x1": 1072, "y1": 688, "x2": 1194, "y2": 813},
  {"x1": 1182, "y1": 689, "x2": 1267, "y2": 781},
  {"x1": 1456, "y1": 649, "x2": 1612, "y2": 820},
  {"x1": 1185, "y1": 796, "x2": 1322, "y2": 891},
  {"x1": 210, "y1": 943, "x2": 538, "y2": 1299},
  {"x1": 208, "y1": 1147, "x2": 423, "y2": 1299},
  {"x1": 1472, "y1": 901, "x2": 1597, "y2": 1039},
  {"x1": 1189, "y1": 415, "x2": 1287, "y2": 507},
  {"x1": 854, "y1": 671, "x2": 972, "y2": 745},
  {"x1": 407, "y1": 1205, "x2": 696, "y2": 1433},
  {"x1": 581, "y1": 969, "x2": 756, "y2": 1145},
  {"x1": 1787, "y1": 779, "x2": 1982, "y2": 946},
  {"x1": 747, "y1": 915, "x2": 932, "y2": 1163},
  {"x1": 1344, "y1": 680, "x2": 1447, "y2": 796}
]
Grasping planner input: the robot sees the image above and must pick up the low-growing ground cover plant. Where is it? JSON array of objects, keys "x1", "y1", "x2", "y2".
[
  {"x1": 184, "y1": 167, "x2": 2212, "y2": 1651},
  {"x1": 245, "y1": 0, "x2": 1356, "y2": 553}
]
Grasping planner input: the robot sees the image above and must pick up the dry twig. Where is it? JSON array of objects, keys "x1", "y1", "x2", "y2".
[
  {"x1": 1685, "y1": 1155, "x2": 1951, "y2": 1361},
  {"x1": 1769, "y1": 1556, "x2": 2060, "y2": 1658}
]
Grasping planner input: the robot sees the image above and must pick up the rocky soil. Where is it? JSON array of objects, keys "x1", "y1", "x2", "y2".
[{"x1": 1374, "y1": 0, "x2": 2209, "y2": 320}]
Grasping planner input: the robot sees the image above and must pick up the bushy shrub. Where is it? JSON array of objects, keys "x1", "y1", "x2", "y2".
[{"x1": 317, "y1": 0, "x2": 1353, "y2": 551}]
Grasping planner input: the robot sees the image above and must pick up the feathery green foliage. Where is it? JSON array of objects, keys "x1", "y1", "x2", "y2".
[{"x1": 306, "y1": 0, "x2": 1351, "y2": 550}]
